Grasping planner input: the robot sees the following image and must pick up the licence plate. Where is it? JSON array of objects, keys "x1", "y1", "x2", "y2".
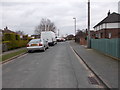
[{"x1": 31, "y1": 44, "x2": 38, "y2": 46}]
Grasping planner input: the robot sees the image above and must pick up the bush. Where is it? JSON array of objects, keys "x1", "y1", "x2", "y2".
[
  {"x1": 2, "y1": 41, "x2": 11, "y2": 51},
  {"x1": 2, "y1": 40, "x2": 29, "y2": 51},
  {"x1": 15, "y1": 34, "x2": 20, "y2": 40},
  {"x1": 85, "y1": 37, "x2": 87, "y2": 40},
  {"x1": 4, "y1": 33, "x2": 21, "y2": 41},
  {"x1": 4, "y1": 33, "x2": 16, "y2": 41},
  {"x1": 18, "y1": 40, "x2": 28, "y2": 47},
  {"x1": 3, "y1": 33, "x2": 29, "y2": 51}
]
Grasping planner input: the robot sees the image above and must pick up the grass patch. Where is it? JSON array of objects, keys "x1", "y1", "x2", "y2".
[{"x1": 2, "y1": 49, "x2": 27, "y2": 61}]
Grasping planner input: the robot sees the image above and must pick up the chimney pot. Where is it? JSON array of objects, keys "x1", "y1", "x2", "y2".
[{"x1": 108, "y1": 10, "x2": 110, "y2": 16}]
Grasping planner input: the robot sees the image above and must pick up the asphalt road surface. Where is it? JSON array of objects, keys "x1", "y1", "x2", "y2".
[{"x1": 2, "y1": 42, "x2": 105, "y2": 88}]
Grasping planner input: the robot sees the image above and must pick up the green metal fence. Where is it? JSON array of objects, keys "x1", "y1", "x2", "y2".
[{"x1": 91, "y1": 38, "x2": 120, "y2": 59}]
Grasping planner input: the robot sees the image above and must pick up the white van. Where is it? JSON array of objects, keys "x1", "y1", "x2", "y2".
[{"x1": 41, "y1": 31, "x2": 57, "y2": 46}]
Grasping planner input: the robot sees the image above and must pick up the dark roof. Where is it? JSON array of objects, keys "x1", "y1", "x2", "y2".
[{"x1": 94, "y1": 12, "x2": 120, "y2": 28}]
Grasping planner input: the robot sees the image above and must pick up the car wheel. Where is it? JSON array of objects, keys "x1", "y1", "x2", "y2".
[
  {"x1": 42, "y1": 47, "x2": 45, "y2": 52},
  {"x1": 46, "y1": 45, "x2": 49, "y2": 49},
  {"x1": 52, "y1": 43, "x2": 54, "y2": 46}
]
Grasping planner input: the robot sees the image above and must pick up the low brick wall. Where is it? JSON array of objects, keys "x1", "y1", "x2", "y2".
[{"x1": 80, "y1": 38, "x2": 87, "y2": 45}]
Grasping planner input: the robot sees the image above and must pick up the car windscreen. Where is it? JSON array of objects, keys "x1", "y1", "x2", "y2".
[{"x1": 29, "y1": 39, "x2": 41, "y2": 44}]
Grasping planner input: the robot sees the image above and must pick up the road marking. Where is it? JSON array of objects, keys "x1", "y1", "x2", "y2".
[{"x1": 69, "y1": 45, "x2": 89, "y2": 70}]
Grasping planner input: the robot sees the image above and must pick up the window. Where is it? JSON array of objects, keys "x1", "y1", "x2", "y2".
[
  {"x1": 101, "y1": 33, "x2": 103, "y2": 38},
  {"x1": 108, "y1": 33, "x2": 112, "y2": 38},
  {"x1": 96, "y1": 34, "x2": 98, "y2": 37}
]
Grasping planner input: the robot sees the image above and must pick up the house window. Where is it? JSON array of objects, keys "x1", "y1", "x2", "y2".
[
  {"x1": 101, "y1": 33, "x2": 103, "y2": 38},
  {"x1": 96, "y1": 34, "x2": 98, "y2": 37},
  {"x1": 99, "y1": 33, "x2": 101, "y2": 38},
  {"x1": 108, "y1": 33, "x2": 112, "y2": 38},
  {"x1": 20, "y1": 35, "x2": 23, "y2": 38}
]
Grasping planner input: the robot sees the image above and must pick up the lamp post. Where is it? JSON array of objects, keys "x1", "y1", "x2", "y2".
[{"x1": 73, "y1": 17, "x2": 76, "y2": 35}]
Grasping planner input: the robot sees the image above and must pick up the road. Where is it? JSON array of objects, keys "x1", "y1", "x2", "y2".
[{"x1": 2, "y1": 42, "x2": 105, "y2": 88}]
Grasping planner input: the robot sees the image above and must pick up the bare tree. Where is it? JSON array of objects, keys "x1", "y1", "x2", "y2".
[{"x1": 34, "y1": 18, "x2": 56, "y2": 35}]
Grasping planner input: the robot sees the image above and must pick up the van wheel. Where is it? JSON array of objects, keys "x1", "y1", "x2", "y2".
[{"x1": 52, "y1": 43, "x2": 54, "y2": 46}]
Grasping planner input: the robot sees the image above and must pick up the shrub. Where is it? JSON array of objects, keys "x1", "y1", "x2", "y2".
[
  {"x1": 2, "y1": 40, "x2": 29, "y2": 51},
  {"x1": 4, "y1": 33, "x2": 21, "y2": 41},
  {"x1": 18, "y1": 40, "x2": 28, "y2": 47},
  {"x1": 15, "y1": 34, "x2": 20, "y2": 40},
  {"x1": 2, "y1": 41, "x2": 11, "y2": 51},
  {"x1": 3, "y1": 33, "x2": 29, "y2": 51},
  {"x1": 4, "y1": 33, "x2": 16, "y2": 41}
]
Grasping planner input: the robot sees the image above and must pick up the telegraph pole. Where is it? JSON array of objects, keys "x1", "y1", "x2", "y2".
[{"x1": 87, "y1": 0, "x2": 91, "y2": 48}]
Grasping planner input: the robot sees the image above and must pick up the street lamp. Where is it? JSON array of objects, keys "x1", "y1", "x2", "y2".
[{"x1": 73, "y1": 17, "x2": 76, "y2": 35}]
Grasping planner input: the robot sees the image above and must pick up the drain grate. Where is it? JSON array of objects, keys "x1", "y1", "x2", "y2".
[{"x1": 88, "y1": 76, "x2": 99, "y2": 85}]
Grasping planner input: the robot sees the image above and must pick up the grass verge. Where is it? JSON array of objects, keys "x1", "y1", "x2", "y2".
[{"x1": 2, "y1": 49, "x2": 27, "y2": 61}]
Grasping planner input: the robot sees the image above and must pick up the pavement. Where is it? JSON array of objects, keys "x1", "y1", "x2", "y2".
[
  {"x1": 69, "y1": 41, "x2": 119, "y2": 88},
  {"x1": 2, "y1": 42, "x2": 105, "y2": 88}
]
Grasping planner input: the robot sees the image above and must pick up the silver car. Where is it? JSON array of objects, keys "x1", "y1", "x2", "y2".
[{"x1": 27, "y1": 39, "x2": 49, "y2": 52}]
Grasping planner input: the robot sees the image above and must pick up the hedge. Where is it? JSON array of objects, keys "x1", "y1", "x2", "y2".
[
  {"x1": 4, "y1": 33, "x2": 16, "y2": 41},
  {"x1": 2, "y1": 33, "x2": 31, "y2": 51},
  {"x1": 2, "y1": 40, "x2": 28, "y2": 51}
]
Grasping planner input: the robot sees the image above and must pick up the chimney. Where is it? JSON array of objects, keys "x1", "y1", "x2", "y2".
[
  {"x1": 4, "y1": 26, "x2": 8, "y2": 30},
  {"x1": 108, "y1": 10, "x2": 110, "y2": 16}
]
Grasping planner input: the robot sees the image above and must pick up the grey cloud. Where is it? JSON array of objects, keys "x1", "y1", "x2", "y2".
[{"x1": 0, "y1": 1, "x2": 119, "y2": 36}]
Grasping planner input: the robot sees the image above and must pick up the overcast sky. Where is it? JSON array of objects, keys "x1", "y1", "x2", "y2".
[{"x1": 0, "y1": 0, "x2": 119, "y2": 36}]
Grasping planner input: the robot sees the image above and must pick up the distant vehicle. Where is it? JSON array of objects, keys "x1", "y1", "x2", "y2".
[
  {"x1": 27, "y1": 39, "x2": 49, "y2": 52},
  {"x1": 41, "y1": 31, "x2": 57, "y2": 46},
  {"x1": 57, "y1": 37, "x2": 66, "y2": 42}
]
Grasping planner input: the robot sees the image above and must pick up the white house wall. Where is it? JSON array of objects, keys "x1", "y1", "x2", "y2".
[
  {"x1": 94, "y1": 23, "x2": 120, "y2": 30},
  {"x1": 102, "y1": 23, "x2": 106, "y2": 29},
  {"x1": 118, "y1": 23, "x2": 120, "y2": 28},
  {"x1": 106, "y1": 23, "x2": 119, "y2": 28}
]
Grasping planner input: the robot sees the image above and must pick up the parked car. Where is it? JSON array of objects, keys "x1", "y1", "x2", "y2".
[
  {"x1": 27, "y1": 39, "x2": 49, "y2": 52},
  {"x1": 57, "y1": 37, "x2": 66, "y2": 42},
  {"x1": 41, "y1": 31, "x2": 57, "y2": 46}
]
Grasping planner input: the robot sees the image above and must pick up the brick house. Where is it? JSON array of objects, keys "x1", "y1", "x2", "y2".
[
  {"x1": 3, "y1": 26, "x2": 16, "y2": 34},
  {"x1": 2, "y1": 26, "x2": 26, "y2": 40},
  {"x1": 93, "y1": 12, "x2": 120, "y2": 39}
]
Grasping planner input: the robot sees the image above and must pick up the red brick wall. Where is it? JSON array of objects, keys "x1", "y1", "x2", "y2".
[
  {"x1": 106, "y1": 29, "x2": 120, "y2": 38},
  {"x1": 80, "y1": 38, "x2": 87, "y2": 45},
  {"x1": 95, "y1": 28, "x2": 120, "y2": 38}
]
